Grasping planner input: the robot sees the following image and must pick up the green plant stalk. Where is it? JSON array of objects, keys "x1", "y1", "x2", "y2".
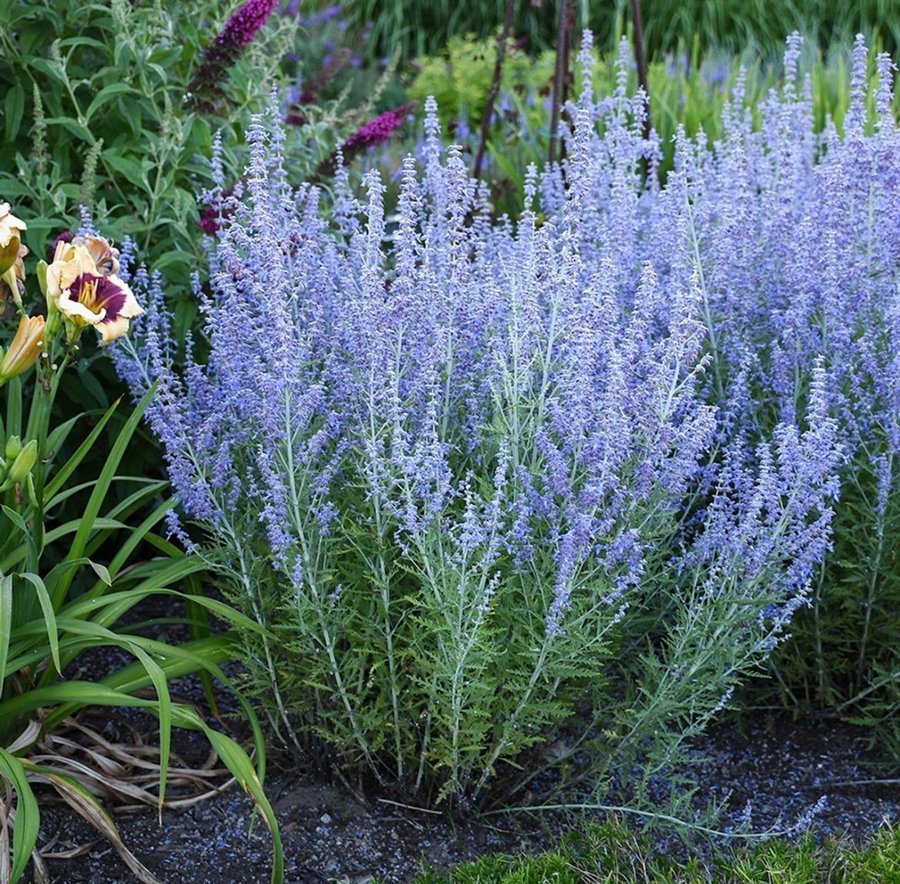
[
  {"x1": 857, "y1": 460, "x2": 889, "y2": 684},
  {"x1": 23, "y1": 345, "x2": 70, "y2": 574}
]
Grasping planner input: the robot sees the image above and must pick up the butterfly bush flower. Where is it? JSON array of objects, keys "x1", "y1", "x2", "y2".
[
  {"x1": 188, "y1": 0, "x2": 279, "y2": 110},
  {"x1": 343, "y1": 103, "x2": 416, "y2": 156}
]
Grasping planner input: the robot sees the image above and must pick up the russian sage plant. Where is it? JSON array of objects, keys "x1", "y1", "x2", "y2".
[
  {"x1": 657, "y1": 34, "x2": 899, "y2": 759},
  {"x1": 115, "y1": 33, "x2": 882, "y2": 809}
]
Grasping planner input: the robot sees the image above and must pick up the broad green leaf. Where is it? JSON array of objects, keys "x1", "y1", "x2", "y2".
[
  {"x1": 27, "y1": 58, "x2": 67, "y2": 85},
  {"x1": 4, "y1": 85, "x2": 25, "y2": 141},
  {"x1": 55, "y1": 36, "x2": 108, "y2": 51},
  {"x1": 44, "y1": 115, "x2": 95, "y2": 142},
  {"x1": 84, "y1": 82, "x2": 135, "y2": 121},
  {"x1": 102, "y1": 152, "x2": 148, "y2": 189}
]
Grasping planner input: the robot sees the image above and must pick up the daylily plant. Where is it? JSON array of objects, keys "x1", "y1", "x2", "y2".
[{"x1": 0, "y1": 203, "x2": 283, "y2": 883}]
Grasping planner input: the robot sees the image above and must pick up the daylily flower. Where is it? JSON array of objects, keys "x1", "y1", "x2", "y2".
[
  {"x1": 0, "y1": 314, "x2": 45, "y2": 382},
  {"x1": 0, "y1": 204, "x2": 27, "y2": 303},
  {"x1": 45, "y1": 238, "x2": 100, "y2": 305},
  {"x1": 57, "y1": 272, "x2": 143, "y2": 345},
  {"x1": 0, "y1": 203, "x2": 26, "y2": 269},
  {"x1": 46, "y1": 234, "x2": 121, "y2": 301}
]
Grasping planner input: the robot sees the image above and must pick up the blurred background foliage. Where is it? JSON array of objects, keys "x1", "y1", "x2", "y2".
[{"x1": 331, "y1": 0, "x2": 900, "y2": 63}]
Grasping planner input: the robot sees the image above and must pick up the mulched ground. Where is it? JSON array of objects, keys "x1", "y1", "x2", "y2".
[
  {"x1": 21, "y1": 596, "x2": 898, "y2": 882},
  {"x1": 30, "y1": 711, "x2": 899, "y2": 883}
]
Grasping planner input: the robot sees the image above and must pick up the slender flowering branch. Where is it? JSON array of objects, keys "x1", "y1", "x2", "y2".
[
  {"x1": 187, "y1": 0, "x2": 280, "y2": 112},
  {"x1": 316, "y1": 102, "x2": 416, "y2": 178}
]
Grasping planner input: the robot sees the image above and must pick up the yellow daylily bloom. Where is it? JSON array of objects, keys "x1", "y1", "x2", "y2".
[
  {"x1": 45, "y1": 239, "x2": 100, "y2": 305},
  {"x1": 0, "y1": 202, "x2": 27, "y2": 280},
  {"x1": 0, "y1": 314, "x2": 45, "y2": 382}
]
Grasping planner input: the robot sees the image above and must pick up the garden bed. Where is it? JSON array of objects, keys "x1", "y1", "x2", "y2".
[{"x1": 33, "y1": 710, "x2": 898, "y2": 883}]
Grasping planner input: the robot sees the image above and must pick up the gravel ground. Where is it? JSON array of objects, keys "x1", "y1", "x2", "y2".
[
  {"x1": 26, "y1": 599, "x2": 897, "y2": 882},
  {"x1": 31, "y1": 712, "x2": 898, "y2": 883}
]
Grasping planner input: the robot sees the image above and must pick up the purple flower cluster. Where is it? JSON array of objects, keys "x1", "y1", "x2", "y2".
[
  {"x1": 218, "y1": 0, "x2": 279, "y2": 49},
  {"x1": 343, "y1": 103, "x2": 417, "y2": 155},
  {"x1": 187, "y1": 0, "x2": 279, "y2": 111},
  {"x1": 117, "y1": 32, "x2": 898, "y2": 801}
]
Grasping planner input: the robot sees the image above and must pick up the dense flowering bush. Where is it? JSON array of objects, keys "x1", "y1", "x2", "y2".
[{"x1": 117, "y1": 34, "x2": 897, "y2": 808}]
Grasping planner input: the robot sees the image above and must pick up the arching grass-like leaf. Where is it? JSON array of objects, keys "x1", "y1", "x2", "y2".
[{"x1": 0, "y1": 748, "x2": 39, "y2": 884}]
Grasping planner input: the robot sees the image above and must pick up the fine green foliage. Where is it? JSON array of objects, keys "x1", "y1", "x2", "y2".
[
  {"x1": 408, "y1": 35, "x2": 555, "y2": 132},
  {"x1": 767, "y1": 452, "x2": 900, "y2": 769},
  {"x1": 417, "y1": 819, "x2": 900, "y2": 883}
]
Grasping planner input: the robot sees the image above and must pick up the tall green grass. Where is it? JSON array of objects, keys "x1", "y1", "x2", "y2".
[{"x1": 621, "y1": 0, "x2": 900, "y2": 60}]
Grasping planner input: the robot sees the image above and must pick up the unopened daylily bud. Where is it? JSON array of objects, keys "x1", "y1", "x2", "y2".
[
  {"x1": 0, "y1": 314, "x2": 46, "y2": 383},
  {"x1": 7, "y1": 438, "x2": 37, "y2": 484},
  {"x1": 5, "y1": 434, "x2": 22, "y2": 461},
  {"x1": 1, "y1": 241, "x2": 27, "y2": 309}
]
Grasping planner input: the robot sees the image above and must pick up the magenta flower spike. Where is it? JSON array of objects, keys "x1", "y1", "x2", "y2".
[
  {"x1": 342, "y1": 103, "x2": 416, "y2": 160},
  {"x1": 187, "y1": 0, "x2": 280, "y2": 111}
]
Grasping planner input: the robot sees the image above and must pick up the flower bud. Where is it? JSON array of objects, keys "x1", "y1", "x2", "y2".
[
  {"x1": 0, "y1": 315, "x2": 46, "y2": 383},
  {"x1": 5, "y1": 434, "x2": 22, "y2": 461},
  {"x1": 7, "y1": 438, "x2": 37, "y2": 484},
  {"x1": 0, "y1": 242, "x2": 27, "y2": 310}
]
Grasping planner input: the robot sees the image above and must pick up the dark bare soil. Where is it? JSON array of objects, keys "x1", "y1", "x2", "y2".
[{"x1": 30, "y1": 711, "x2": 898, "y2": 884}]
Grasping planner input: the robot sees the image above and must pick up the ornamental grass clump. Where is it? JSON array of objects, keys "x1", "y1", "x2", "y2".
[{"x1": 117, "y1": 32, "x2": 898, "y2": 812}]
